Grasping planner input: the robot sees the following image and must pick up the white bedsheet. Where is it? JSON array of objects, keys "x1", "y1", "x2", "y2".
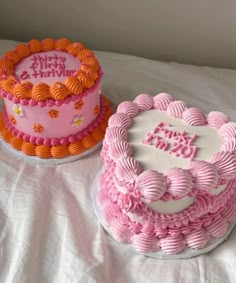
[{"x1": 0, "y1": 40, "x2": 236, "y2": 283}]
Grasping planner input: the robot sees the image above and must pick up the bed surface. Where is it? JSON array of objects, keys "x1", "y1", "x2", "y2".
[{"x1": 0, "y1": 40, "x2": 236, "y2": 283}]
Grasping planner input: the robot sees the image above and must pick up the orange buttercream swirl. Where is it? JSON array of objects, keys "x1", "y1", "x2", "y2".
[
  {"x1": 35, "y1": 145, "x2": 51, "y2": 158},
  {"x1": 0, "y1": 59, "x2": 14, "y2": 71},
  {"x1": 10, "y1": 137, "x2": 23, "y2": 150},
  {"x1": 66, "y1": 42, "x2": 85, "y2": 56},
  {"x1": 91, "y1": 127, "x2": 105, "y2": 142},
  {"x1": 0, "y1": 76, "x2": 18, "y2": 92},
  {"x1": 1, "y1": 129, "x2": 13, "y2": 143},
  {"x1": 81, "y1": 57, "x2": 99, "y2": 71},
  {"x1": 64, "y1": 77, "x2": 83, "y2": 94},
  {"x1": 68, "y1": 141, "x2": 85, "y2": 155},
  {"x1": 101, "y1": 95, "x2": 110, "y2": 106},
  {"x1": 14, "y1": 43, "x2": 30, "y2": 59},
  {"x1": 41, "y1": 38, "x2": 55, "y2": 51},
  {"x1": 32, "y1": 83, "x2": 50, "y2": 101},
  {"x1": 79, "y1": 65, "x2": 98, "y2": 81},
  {"x1": 76, "y1": 71, "x2": 95, "y2": 89},
  {"x1": 21, "y1": 142, "x2": 36, "y2": 156},
  {"x1": 3, "y1": 51, "x2": 21, "y2": 64},
  {"x1": 77, "y1": 49, "x2": 94, "y2": 60},
  {"x1": 28, "y1": 39, "x2": 42, "y2": 53},
  {"x1": 0, "y1": 67, "x2": 12, "y2": 77},
  {"x1": 12, "y1": 81, "x2": 33, "y2": 99},
  {"x1": 50, "y1": 145, "x2": 69, "y2": 158},
  {"x1": 55, "y1": 38, "x2": 72, "y2": 51},
  {"x1": 50, "y1": 82, "x2": 71, "y2": 100},
  {"x1": 81, "y1": 135, "x2": 96, "y2": 150},
  {"x1": 0, "y1": 113, "x2": 4, "y2": 128}
]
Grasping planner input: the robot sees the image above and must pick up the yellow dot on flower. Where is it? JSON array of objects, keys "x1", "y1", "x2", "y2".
[
  {"x1": 72, "y1": 116, "x2": 84, "y2": 127},
  {"x1": 13, "y1": 104, "x2": 24, "y2": 116}
]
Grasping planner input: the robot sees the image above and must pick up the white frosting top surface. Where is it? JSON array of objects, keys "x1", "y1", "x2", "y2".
[
  {"x1": 128, "y1": 109, "x2": 223, "y2": 172},
  {"x1": 15, "y1": 51, "x2": 81, "y2": 84}
]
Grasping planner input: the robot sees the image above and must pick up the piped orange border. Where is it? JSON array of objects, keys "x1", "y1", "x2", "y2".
[
  {"x1": 0, "y1": 38, "x2": 100, "y2": 101},
  {"x1": 0, "y1": 96, "x2": 112, "y2": 159}
]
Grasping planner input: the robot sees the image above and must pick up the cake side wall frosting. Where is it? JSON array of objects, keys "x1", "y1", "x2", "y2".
[
  {"x1": 4, "y1": 85, "x2": 100, "y2": 138},
  {"x1": 97, "y1": 93, "x2": 236, "y2": 254}
]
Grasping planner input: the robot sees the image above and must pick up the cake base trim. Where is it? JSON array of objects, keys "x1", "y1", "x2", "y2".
[
  {"x1": 0, "y1": 137, "x2": 102, "y2": 165},
  {"x1": 92, "y1": 170, "x2": 236, "y2": 259},
  {"x1": 0, "y1": 95, "x2": 112, "y2": 160}
]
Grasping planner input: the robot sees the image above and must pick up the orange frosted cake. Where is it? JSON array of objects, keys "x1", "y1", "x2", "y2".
[{"x1": 0, "y1": 38, "x2": 112, "y2": 160}]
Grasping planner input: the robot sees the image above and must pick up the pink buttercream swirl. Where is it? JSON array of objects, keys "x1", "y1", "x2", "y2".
[
  {"x1": 207, "y1": 111, "x2": 229, "y2": 129},
  {"x1": 115, "y1": 156, "x2": 142, "y2": 183},
  {"x1": 108, "y1": 113, "x2": 132, "y2": 129},
  {"x1": 116, "y1": 101, "x2": 139, "y2": 118},
  {"x1": 167, "y1": 100, "x2": 187, "y2": 119},
  {"x1": 183, "y1": 107, "x2": 206, "y2": 126},
  {"x1": 141, "y1": 221, "x2": 155, "y2": 237},
  {"x1": 121, "y1": 192, "x2": 141, "y2": 212},
  {"x1": 159, "y1": 234, "x2": 185, "y2": 254},
  {"x1": 166, "y1": 168, "x2": 193, "y2": 198},
  {"x1": 223, "y1": 202, "x2": 236, "y2": 221},
  {"x1": 153, "y1": 93, "x2": 174, "y2": 110},
  {"x1": 109, "y1": 140, "x2": 133, "y2": 159},
  {"x1": 131, "y1": 234, "x2": 160, "y2": 253},
  {"x1": 104, "y1": 126, "x2": 128, "y2": 145},
  {"x1": 135, "y1": 170, "x2": 167, "y2": 202},
  {"x1": 211, "y1": 151, "x2": 236, "y2": 179},
  {"x1": 219, "y1": 122, "x2": 236, "y2": 139},
  {"x1": 133, "y1": 94, "x2": 153, "y2": 110},
  {"x1": 206, "y1": 217, "x2": 228, "y2": 238},
  {"x1": 110, "y1": 219, "x2": 134, "y2": 243},
  {"x1": 185, "y1": 228, "x2": 209, "y2": 249},
  {"x1": 189, "y1": 160, "x2": 218, "y2": 191},
  {"x1": 195, "y1": 193, "x2": 213, "y2": 214},
  {"x1": 221, "y1": 139, "x2": 236, "y2": 154},
  {"x1": 101, "y1": 204, "x2": 122, "y2": 225},
  {"x1": 154, "y1": 226, "x2": 168, "y2": 238}
]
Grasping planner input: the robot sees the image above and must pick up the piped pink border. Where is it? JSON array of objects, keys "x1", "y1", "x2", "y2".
[{"x1": 103, "y1": 94, "x2": 236, "y2": 201}]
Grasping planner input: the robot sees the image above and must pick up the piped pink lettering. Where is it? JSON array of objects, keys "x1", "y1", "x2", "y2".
[
  {"x1": 188, "y1": 134, "x2": 198, "y2": 145},
  {"x1": 142, "y1": 133, "x2": 155, "y2": 145},
  {"x1": 142, "y1": 121, "x2": 199, "y2": 160}
]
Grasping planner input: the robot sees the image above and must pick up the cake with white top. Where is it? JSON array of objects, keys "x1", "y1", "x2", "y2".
[{"x1": 96, "y1": 93, "x2": 236, "y2": 257}]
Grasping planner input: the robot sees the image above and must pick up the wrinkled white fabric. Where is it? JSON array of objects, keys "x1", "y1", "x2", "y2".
[{"x1": 0, "y1": 40, "x2": 236, "y2": 283}]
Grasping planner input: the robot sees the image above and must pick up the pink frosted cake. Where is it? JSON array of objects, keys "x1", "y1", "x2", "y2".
[
  {"x1": 96, "y1": 93, "x2": 236, "y2": 257},
  {"x1": 0, "y1": 38, "x2": 112, "y2": 159}
]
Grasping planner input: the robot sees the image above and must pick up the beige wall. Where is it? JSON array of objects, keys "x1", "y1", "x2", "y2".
[{"x1": 0, "y1": 0, "x2": 236, "y2": 69}]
